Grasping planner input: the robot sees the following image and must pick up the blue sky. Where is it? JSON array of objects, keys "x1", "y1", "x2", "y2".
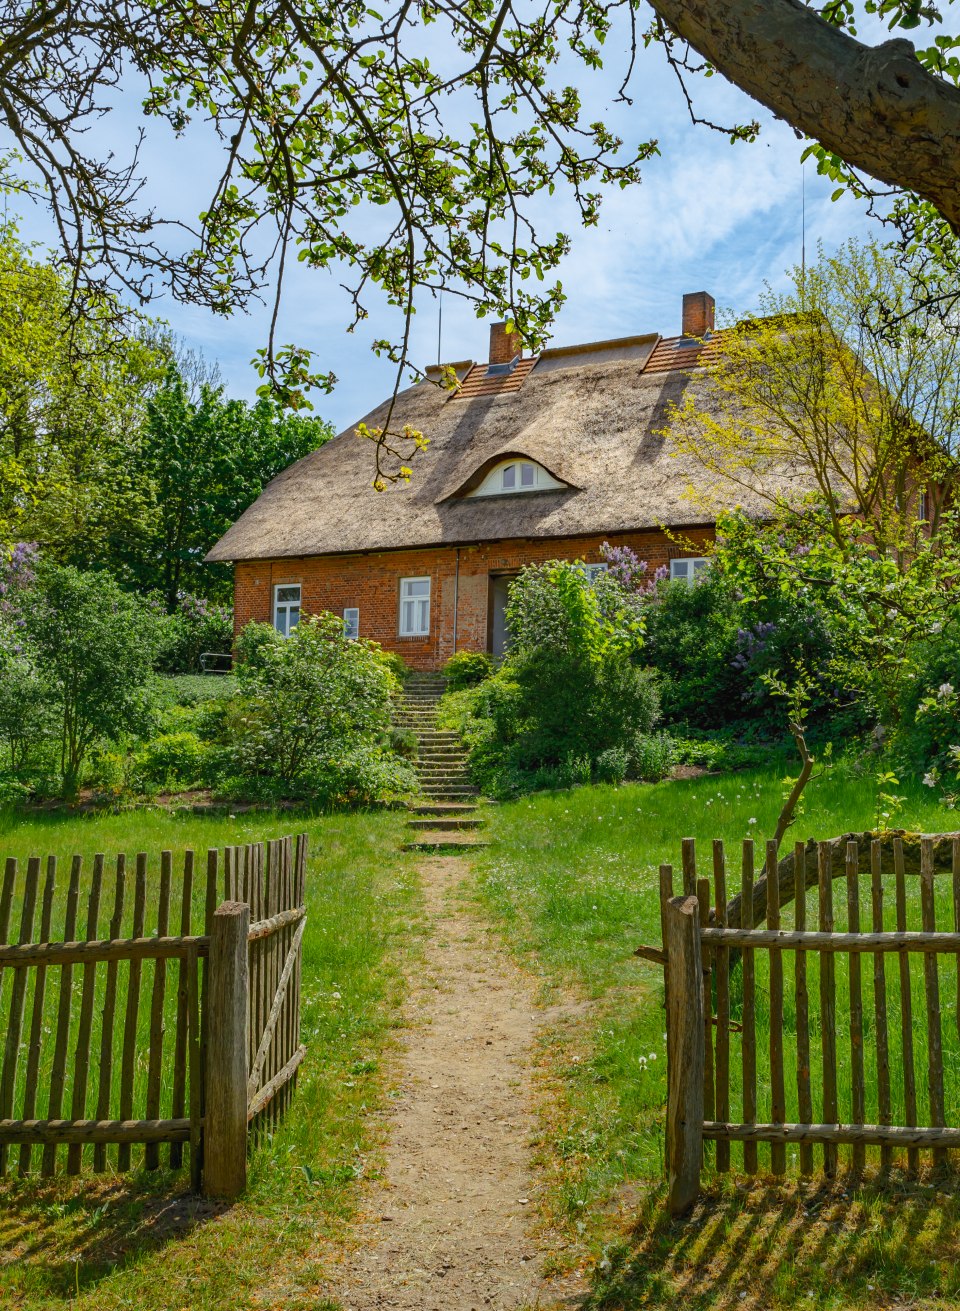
[{"x1": 15, "y1": 18, "x2": 879, "y2": 433}]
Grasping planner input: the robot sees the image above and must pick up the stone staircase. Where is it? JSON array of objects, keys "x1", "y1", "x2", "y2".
[{"x1": 395, "y1": 673, "x2": 488, "y2": 851}]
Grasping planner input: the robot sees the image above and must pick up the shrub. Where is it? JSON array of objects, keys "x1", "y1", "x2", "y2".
[
  {"x1": 26, "y1": 566, "x2": 167, "y2": 793},
  {"x1": 642, "y1": 573, "x2": 743, "y2": 726},
  {"x1": 131, "y1": 731, "x2": 214, "y2": 792},
  {"x1": 376, "y1": 649, "x2": 412, "y2": 684},
  {"x1": 389, "y1": 726, "x2": 419, "y2": 760},
  {"x1": 157, "y1": 594, "x2": 234, "y2": 675},
  {"x1": 595, "y1": 745, "x2": 629, "y2": 785},
  {"x1": 230, "y1": 615, "x2": 416, "y2": 804},
  {"x1": 629, "y1": 731, "x2": 677, "y2": 781},
  {"x1": 443, "y1": 650, "x2": 493, "y2": 690}
]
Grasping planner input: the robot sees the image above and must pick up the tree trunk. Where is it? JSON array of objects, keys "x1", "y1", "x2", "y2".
[{"x1": 649, "y1": 0, "x2": 960, "y2": 232}]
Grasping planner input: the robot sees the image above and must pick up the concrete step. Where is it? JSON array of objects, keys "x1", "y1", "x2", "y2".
[
  {"x1": 402, "y1": 833, "x2": 489, "y2": 852},
  {"x1": 407, "y1": 817, "x2": 485, "y2": 831},
  {"x1": 420, "y1": 787, "x2": 480, "y2": 798},
  {"x1": 408, "y1": 803, "x2": 479, "y2": 816}
]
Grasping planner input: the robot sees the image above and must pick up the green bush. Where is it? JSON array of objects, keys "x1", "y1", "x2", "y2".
[
  {"x1": 376, "y1": 649, "x2": 412, "y2": 684},
  {"x1": 156, "y1": 595, "x2": 233, "y2": 675},
  {"x1": 131, "y1": 731, "x2": 214, "y2": 792},
  {"x1": 595, "y1": 745, "x2": 629, "y2": 785},
  {"x1": 443, "y1": 650, "x2": 493, "y2": 689},
  {"x1": 629, "y1": 731, "x2": 676, "y2": 781},
  {"x1": 642, "y1": 574, "x2": 743, "y2": 726},
  {"x1": 229, "y1": 615, "x2": 417, "y2": 804},
  {"x1": 388, "y1": 726, "x2": 419, "y2": 760}
]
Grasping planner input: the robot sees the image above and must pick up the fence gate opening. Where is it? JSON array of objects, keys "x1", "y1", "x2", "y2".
[
  {"x1": 651, "y1": 832, "x2": 960, "y2": 1215},
  {"x1": 0, "y1": 833, "x2": 307, "y2": 1198}
]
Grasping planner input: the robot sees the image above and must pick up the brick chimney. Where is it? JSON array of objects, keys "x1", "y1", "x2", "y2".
[
  {"x1": 488, "y1": 320, "x2": 518, "y2": 365},
  {"x1": 682, "y1": 291, "x2": 715, "y2": 339}
]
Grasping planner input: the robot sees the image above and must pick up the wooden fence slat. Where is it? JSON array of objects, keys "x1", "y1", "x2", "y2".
[
  {"x1": 894, "y1": 837, "x2": 919, "y2": 1174},
  {"x1": 266, "y1": 840, "x2": 280, "y2": 1121},
  {"x1": 659, "y1": 864, "x2": 675, "y2": 1105},
  {"x1": 145, "y1": 853, "x2": 172, "y2": 1170},
  {"x1": 664, "y1": 894, "x2": 704, "y2": 1215},
  {"x1": 188, "y1": 945, "x2": 202, "y2": 1192},
  {"x1": 19, "y1": 858, "x2": 56, "y2": 1174},
  {"x1": 66, "y1": 855, "x2": 104, "y2": 1174},
  {"x1": 954, "y1": 837, "x2": 960, "y2": 1047},
  {"x1": 170, "y1": 850, "x2": 194, "y2": 1170},
  {"x1": 0, "y1": 857, "x2": 39, "y2": 1174},
  {"x1": 681, "y1": 837, "x2": 697, "y2": 898},
  {"x1": 766, "y1": 841, "x2": 786, "y2": 1175},
  {"x1": 871, "y1": 840, "x2": 892, "y2": 1170},
  {"x1": 201, "y1": 848, "x2": 219, "y2": 1123},
  {"x1": 818, "y1": 842, "x2": 838, "y2": 1177},
  {"x1": 794, "y1": 841, "x2": 813, "y2": 1175},
  {"x1": 920, "y1": 838, "x2": 947, "y2": 1169},
  {"x1": 846, "y1": 840, "x2": 866, "y2": 1172},
  {"x1": 42, "y1": 855, "x2": 81, "y2": 1176},
  {"x1": 94, "y1": 856, "x2": 126, "y2": 1172},
  {"x1": 294, "y1": 836, "x2": 307, "y2": 1093},
  {"x1": 697, "y1": 877, "x2": 715, "y2": 1127},
  {"x1": 118, "y1": 855, "x2": 147, "y2": 1172},
  {"x1": 250, "y1": 845, "x2": 263, "y2": 1088},
  {"x1": 713, "y1": 840, "x2": 730, "y2": 1173},
  {"x1": 281, "y1": 837, "x2": 294, "y2": 1115},
  {"x1": 741, "y1": 840, "x2": 757, "y2": 1174}
]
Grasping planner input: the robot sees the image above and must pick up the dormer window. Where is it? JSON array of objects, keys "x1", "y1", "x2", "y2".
[{"x1": 467, "y1": 458, "x2": 565, "y2": 498}]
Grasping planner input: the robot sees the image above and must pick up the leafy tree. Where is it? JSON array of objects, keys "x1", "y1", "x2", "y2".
[
  {"x1": 470, "y1": 562, "x2": 660, "y2": 786},
  {"x1": 664, "y1": 239, "x2": 960, "y2": 559},
  {"x1": 230, "y1": 615, "x2": 415, "y2": 804},
  {"x1": 0, "y1": 0, "x2": 958, "y2": 468},
  {"x1": 26, "y1": 566, "x2": 167, "y2": 793},
  {"x1": 0, "y1": 223, "x2": 162, "y2": 555},
  {"x1": 115, "y1": 363, "x2": 333, "y2": 607}
]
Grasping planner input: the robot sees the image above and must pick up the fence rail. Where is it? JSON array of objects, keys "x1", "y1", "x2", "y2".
[
  {"x1": 652, "y1": 833, "x2": 960, "y2": 1214},
  {"x1": 0, "y1": 834, "x2": 307, "y2": 1194}
]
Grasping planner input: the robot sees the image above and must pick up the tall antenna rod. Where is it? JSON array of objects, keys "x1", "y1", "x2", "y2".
[
  {"x1": 801, "y1": 159, "x2": 806, "y2": 303},
  {"x1": 437, "y1": 289, "x2": 443, "y2": 367}
]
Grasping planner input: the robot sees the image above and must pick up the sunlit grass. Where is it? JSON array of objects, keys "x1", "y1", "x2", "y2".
[
  {"x1": 475, "y1": 763, "x2": 960, "y2": 1309},
  {"x1": 0, "y1": 806, "x2": 423, "y2": 1310}
]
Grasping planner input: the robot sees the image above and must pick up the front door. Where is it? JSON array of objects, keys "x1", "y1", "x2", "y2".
[{"x1": 488, "y1": 574, "x2": 516, "y2": 658}]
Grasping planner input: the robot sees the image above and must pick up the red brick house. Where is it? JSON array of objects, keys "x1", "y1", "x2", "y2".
[{"x1": 207, "y1": 292, "x2": 811, "y2": 669}]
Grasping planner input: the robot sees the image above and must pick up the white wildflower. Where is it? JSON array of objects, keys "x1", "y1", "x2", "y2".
[{"x1": 939, "y1": 682, "x2": 954, "y2": 699}]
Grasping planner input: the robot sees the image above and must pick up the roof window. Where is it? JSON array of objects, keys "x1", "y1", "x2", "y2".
[{"x1": 467, "y1": 458, "x2": 565, "y2": 498}]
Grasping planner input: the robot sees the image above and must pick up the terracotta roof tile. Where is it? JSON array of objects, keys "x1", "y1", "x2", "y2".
[
  {"x1": 452, "y1": 357, "x2": 538, "y2": 399},
  {"x1": 643, "y1": 334, "x2": 723, "y2": 373}
]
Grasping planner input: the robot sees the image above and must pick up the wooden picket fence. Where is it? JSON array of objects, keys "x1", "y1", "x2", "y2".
[
  {"x1": 651, "y1": 832, "x2": 960, "y2": 1214},
  {"x1": 0, "y1": 834, "x2": 307, "y2": 1196}
]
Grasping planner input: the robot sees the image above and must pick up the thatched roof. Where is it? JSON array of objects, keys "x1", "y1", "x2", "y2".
[{"x1": 206, "y1": 329, "x2": 812, "y2": 563}]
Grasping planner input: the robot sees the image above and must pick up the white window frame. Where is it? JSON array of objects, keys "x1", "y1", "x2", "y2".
[
  {"x1": 399, "y1": 576, "x2": 431, "y2": 637},
  {"x1": 580, "y1": 563, "x2": 608, "y2": 583},
  {"x1": 343, "y1": 607, "x2": 360, "y2": 640},
  {"x1": 273, "y1": 583, "x2": 301, "y2": 636},
  {"x1": 468, "y1": 458, "x2": 565, "y2": 498},
  {"x1": 669, "y1": 557, "x2": 709, "y2": 586}
]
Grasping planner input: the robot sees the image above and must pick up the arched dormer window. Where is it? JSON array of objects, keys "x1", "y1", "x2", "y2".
[{"x1": 467, "y1": 458, "x2": 565, "y2": 498}]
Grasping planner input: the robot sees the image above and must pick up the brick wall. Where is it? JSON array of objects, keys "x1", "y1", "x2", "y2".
[{"x1": 233, "y1": 527, "x2": 715, "y2": 670}]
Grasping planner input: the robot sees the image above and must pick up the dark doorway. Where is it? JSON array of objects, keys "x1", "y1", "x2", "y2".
[{"x1": 487, "y1": 573, "x2": 517, "y2": 658}]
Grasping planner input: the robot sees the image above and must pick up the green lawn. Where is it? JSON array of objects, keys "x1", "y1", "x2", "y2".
[
  {"x1": 474, "y1": 763, "x2": 960, "y2": 1310},
  {"x1": 0, "y1": 806, "x2": 423, "y2": 1310}
]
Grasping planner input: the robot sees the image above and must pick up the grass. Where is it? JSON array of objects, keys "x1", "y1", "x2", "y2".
[
  {"x1": 474, "y1": 762, "x2": 960, "y2": 1310},
  {"x1": 0, "y1": 805, "x2": 423, "y2": 1310}
]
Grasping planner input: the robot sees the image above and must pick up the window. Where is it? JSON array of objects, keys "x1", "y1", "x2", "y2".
[
  {"x1": 273, "y1": 583, "x2": 301, "y2": 636},
  {"x1": 467, "y1": 458, "x2": 565, "y2": 498},
  {"x1": 399, "y1": 577, "x2": 430, "y2": 637},
  {"x1": 580, "y1": 563, "x2": 608, "y2": 583},
  {"x1": 918, "y1": 489, "x2": 928, "y2": 522},
  {"x1": 343, "y1": 607, "x2": 360, "y2": 641},
  {"x1": 670, "y1": 558, "x2": 709, "y2": 586}
]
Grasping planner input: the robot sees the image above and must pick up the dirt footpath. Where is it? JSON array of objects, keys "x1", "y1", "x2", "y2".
[{"x1": 326, "y1": 855, "x2": 581, "y2": 1311}]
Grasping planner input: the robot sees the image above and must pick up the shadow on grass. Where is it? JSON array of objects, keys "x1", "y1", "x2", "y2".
[
  {"x1": 581, "y1": 1168, "x2": 960, "y2": 1310},
  {"x1": 0, "y1": 1172, "x2": 229, "y2": 1302}
]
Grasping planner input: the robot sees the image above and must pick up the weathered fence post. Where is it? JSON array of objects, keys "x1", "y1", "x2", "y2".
[
  {"x1": 664, "y1": 893, "x2": 704, "y2": 1216},
  {"x1": 204, "y1": 900, "x2": 249, "y2": 1198}
]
